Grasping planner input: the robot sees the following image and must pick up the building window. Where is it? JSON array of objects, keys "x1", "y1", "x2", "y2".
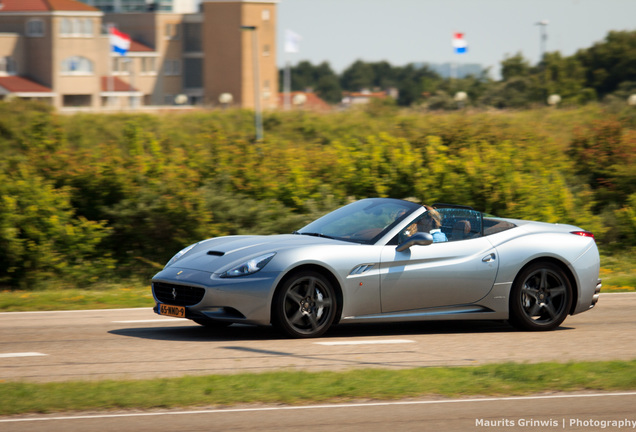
[
  {"x1": 61, "y1": 18, "x2": 72, "y2": 35},
  {"x1": 83, "y1": 19, "x2": 94, "y2": 36},
  {"x1": 262, "y1": 9, "x2": 270, "y2": 21},
  {"x1": 26, "y1": 19, "x2": 45, "y2": 37},
  {"x1": 163, "y1": 59, "x2": 180, "y2": 76},
  {"x1": 183, "y1": 58, "x2": 202, "y2": 88},
  {"x1": 164, "y1": 23, "x2": 179, "y2": 39},
  {"x1": 263, "y1": 44, "x2": 270, "y2": 56},
  {"x1": 61, "y1": 56, "x2": 94, "y2": 75},
  {"x1": 183, "y1": 23, "x2": 202, "y2": 53},
  {"x1": 141, "y1": 57, "x2": 157, "y2": 74},
  {"x1": 112, "y1": 57, "x2": 130, "y2": 75},
  {"x1": 60, "y1": 18, "x2": 93, "y2": 37},
  {"x1": 0, "y1": 57, "x2": 18, "y2": 76},
  {"x1": 63, "y1": 94, "x2": 92, "y2": 107}
]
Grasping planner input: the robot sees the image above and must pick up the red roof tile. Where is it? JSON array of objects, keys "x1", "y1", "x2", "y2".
[
  {"x1": 0, "y1": 0, "x2": 98, "y2": 12},
  {"x1": 130, "y1": 40, "x2": 154, "y2": 52},
  {"x1": 277, "y1": 91, "x2": 331, "y2": 111},
  {"x1": 47, "y1": 0, "x2": 99, "y2": 12},
  {"x1": 0, "y1": 76, "x2": 52, "y2": 93},
  {"x1": 101, "y1": 76, "x2": 138, "y2": 92}
]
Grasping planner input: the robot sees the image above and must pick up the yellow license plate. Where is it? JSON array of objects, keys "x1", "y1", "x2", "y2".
[{"x1": 159, "y1": 304, "x2": 186, "y2": 318}]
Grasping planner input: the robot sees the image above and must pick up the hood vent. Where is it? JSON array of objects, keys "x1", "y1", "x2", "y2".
[{"x1": 207, "y1": 251, "x2": 225, "y2": 256}]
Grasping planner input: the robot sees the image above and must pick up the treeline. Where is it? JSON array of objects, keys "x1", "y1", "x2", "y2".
[
  {"x1": 281, "y1": 30, "x2": 636, "y2": 108},
  {"x1": 0, "y1": 100, "x2": 635, "y2": 289}
]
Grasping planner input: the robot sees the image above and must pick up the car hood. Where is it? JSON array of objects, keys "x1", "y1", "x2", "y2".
[{"x1": 165, "y1": 234, "x2": 350, "y2": 274}]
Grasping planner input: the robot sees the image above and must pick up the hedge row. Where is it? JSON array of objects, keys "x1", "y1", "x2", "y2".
[{"x1": 0, "y1": 101, "x2": 634, "y2": 289}]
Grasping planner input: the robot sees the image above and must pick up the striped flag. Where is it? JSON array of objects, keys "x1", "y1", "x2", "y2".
[
  {"x1": 285, "y1": 29, "x2": 302, "y2": 53},
  {"x1": 452, "y1": 32, "x2": 467, "y2": 54},
  {"x1": 110, "y1": 27, "x2": 131, "y2": 56}
]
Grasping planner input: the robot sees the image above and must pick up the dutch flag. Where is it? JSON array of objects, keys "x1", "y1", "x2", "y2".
[
  {"x1": 452, "y1": 32, "x2": 467, "y2": 54},
  {"x1": 110, "y1": 27, "x2": 131, "y2": 56}
]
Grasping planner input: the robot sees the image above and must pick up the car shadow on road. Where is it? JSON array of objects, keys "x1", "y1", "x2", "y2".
[{"x1": 109, "y1": 320, "x2": 575, "y2": 342}]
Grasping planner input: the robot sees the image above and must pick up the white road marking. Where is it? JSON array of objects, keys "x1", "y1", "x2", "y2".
[
  {"x1": 314, "y1": 339, "x2": 414, "y2": 346},
  {"x1": 2, "y1": 392, "x2": 635, "y2": 423},
  {"x1": 0, "y1": 352, "x2": 47, "y2": 358}
]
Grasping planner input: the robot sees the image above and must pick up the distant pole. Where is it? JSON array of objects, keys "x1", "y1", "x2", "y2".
[
  {"x1": 241, "y1": 25, "x2": 263, "y2": 141},
  {"x1": 284, "y1": 61, "x2": 291, "y2": 110},
  {"x1": 536, "y1": 20, "x2": 549, "y2": 104},
  {"x1": 536, "y1": 20, "x2": 549, "y2": 62}
]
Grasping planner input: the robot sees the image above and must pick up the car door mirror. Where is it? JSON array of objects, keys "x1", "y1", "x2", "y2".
[{"x1": 396, "y1": 232, "x2": 434, "y2": 252}]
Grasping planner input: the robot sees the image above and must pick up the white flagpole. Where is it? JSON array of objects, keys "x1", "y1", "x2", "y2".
[
  {"x1": 284, "y1": 60, "x2": 291, "y2": 110},
  {"x1": 284, "y1": 29, "x2": 301, "y2": 110},
  {"x1": 107, "y1": 24, "x2": 114, "y2": 107}
]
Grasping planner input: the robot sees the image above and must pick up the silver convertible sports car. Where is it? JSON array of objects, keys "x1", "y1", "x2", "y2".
[{"x1": 152, "y1": 198, "x2": 601, "y2": 338}]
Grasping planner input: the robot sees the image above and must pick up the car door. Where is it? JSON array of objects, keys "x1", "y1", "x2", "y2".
[{"x1": 379, "y1": 237, "x2": 498, "y2": 312}]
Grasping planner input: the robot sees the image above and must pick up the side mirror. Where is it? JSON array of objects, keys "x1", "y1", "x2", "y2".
[{"x1": 396, "y1": 232, "x2": 434, "y2": 252}]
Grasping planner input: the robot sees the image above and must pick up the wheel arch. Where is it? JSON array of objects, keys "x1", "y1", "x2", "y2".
[
  {"x1": 512, "y1": 257, "x2": 579, "y2": 315},
  {"x1": 270, "y1": 264, "x2": 344, "y2": 325}
]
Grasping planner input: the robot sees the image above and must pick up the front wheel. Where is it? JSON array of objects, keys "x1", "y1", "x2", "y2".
[
  {"x1": 509, "y1": 262, "x2": 572, "y2": 331},
  {"x1": 272, "y1": 271, "x2": 337, "y2": 338}
]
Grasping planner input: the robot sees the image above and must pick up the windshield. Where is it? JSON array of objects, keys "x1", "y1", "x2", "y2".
[{"x1": 296, "y1": 198, "x2": 420, "y2": 244}]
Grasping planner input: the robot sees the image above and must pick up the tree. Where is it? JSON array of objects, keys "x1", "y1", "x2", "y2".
[
  {"x1": 500, "y1": 53, "x2": 532, "y2": 81},
  {"x1": 340, "y1": 60, "x2": 375, "y2": 91},
  {"x1": 576, "y1": 30, "x2": 636, "y2": 98},
  {"x1": 278, "y1": 61, "x2": 341, "y2": 103}
]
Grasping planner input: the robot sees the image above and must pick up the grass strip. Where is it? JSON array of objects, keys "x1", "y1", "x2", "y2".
[
  {"x1": 0, "y1": 286, "x2": 154, "y2": 312},
  {"x1": 2, "y1": 360, "x2": 636, "y2": 416}
]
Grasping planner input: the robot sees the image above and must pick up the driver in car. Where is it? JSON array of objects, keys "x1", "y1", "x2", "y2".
[{"x1": 404, "y1": 205, "x2": 448, "y2": 243}]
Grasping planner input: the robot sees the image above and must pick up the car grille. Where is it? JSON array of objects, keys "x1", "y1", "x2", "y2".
[{"x1": 153, "y1": 282, "x2": 205, "y2": 306}]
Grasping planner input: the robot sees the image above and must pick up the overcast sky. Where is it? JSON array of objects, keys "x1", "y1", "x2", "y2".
[{"x1": 275, "y1": 0, "x2": 636, "y2": 76}]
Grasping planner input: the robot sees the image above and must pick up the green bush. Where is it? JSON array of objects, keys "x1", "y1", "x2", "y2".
[{"x1": 0, "y1": 100, "x2": 634, "y2": 289}]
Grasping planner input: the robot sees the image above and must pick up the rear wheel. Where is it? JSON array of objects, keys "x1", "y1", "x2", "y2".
[
  {"x1": 272, "y1": 271, "x2": 337, "y2": 338},
  {"x1": 509, "y1": 262, "x2": 572, "y2": 331}
]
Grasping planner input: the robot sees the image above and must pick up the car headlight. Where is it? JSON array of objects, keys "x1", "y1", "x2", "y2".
[
  {"x1": 220, "y1": 252, "x2": 276, "y2": 278},
  {"x1": 165, "y1": 243, "x2": 197, "y2": 267}
]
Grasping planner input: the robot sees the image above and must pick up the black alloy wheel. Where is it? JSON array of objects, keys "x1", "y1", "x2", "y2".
[
  {"x1": 509, "y1": 262, "x2": 573, "y2": 331},
  {"x1": 273, "y1": 271, "x2": 337, "y2": 338}
]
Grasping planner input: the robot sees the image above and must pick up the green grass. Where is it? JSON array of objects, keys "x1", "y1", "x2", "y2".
[
  {"x1": 0, "y1": 284, "x2": 154, "y2": 312},
  {"x1": 599, "y1": 251, "x2": 636, "y2": 292},
  {"x1": 1, "y1": 361, "x2": 635, "y2": 415}
]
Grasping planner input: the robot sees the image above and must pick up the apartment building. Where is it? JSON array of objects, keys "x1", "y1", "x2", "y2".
[
  {"x1": 79, "y1": 0, "x2": 199, "y2": 13},
  {"x1": 0, "y1": 0, "x2": 278, "y2": 110}
]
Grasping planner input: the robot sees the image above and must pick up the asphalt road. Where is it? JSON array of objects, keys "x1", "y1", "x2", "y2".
[
  {"x1": 2, "y1": 392, "x2": 636, "y2": 431},
  {"x1": 1, "y1": 293, "x2": 636, "y2": 431},
  {"x1": 1, "y1": 293, "x2": 635, "y2": 383}
]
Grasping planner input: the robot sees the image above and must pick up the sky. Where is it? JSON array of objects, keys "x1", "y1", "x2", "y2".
[{"x1": 274, "y1": 0, "x2": 636, "y2": 77}]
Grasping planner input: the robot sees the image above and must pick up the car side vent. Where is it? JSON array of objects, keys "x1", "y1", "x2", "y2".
[
  {"x1": 350, "y1": 264, "x2": 375, "y2": 275},
  {"x1": 207, "y1": 251, "x2": 225, "y2": 256}
]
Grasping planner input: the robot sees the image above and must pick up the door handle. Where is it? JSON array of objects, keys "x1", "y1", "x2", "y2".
[{"x1": 482, "y1": 253, "x2": 496, "y2": 263}]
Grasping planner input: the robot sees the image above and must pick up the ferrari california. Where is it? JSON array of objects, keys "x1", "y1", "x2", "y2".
[{"x1": 151, "y1": 198, "x2": 601, "y2": 338}]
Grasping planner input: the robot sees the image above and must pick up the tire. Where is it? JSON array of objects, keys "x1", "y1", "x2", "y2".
[
  {"x1": 272, "y1": 271, "x2": 337, "y2": 338},
  {"x1": 509, "y1": 262, "x2": 573, "y2": 331}
]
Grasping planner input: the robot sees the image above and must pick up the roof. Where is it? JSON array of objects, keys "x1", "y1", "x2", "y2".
[
  {"x1": 277, "y1": 91, "x2": 331, "y2": 111},
  {"x1": 343, "y1": 91, "x2": 388, "y2": 99},
  {"x1": 129, "y1": 40, "x2": 154, "y2": 53},
  {"x1": 0, "y1": 76, "x2": 52, "y2": 93},
  {"x1": 101, "y1": 76, "x2": 138, "y2": 92},
  {"x1": 0, "y1": 0, "x2": 99, "y2": 12}
]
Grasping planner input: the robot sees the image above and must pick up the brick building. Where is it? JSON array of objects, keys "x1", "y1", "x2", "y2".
[{"x1": 0, "y1": 0, "x2": 279, "y2": 110}]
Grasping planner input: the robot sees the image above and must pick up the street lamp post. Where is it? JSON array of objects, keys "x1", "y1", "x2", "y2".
[
  {"x1": 535, "y1": 20, "x2": 549, "y2": 62},
  {"x1": 536, "y1": 20, "x2": 549, "y2": 104},
  {"x1": 240, "y1": 25, "x2": 263, "y2": 141}
]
